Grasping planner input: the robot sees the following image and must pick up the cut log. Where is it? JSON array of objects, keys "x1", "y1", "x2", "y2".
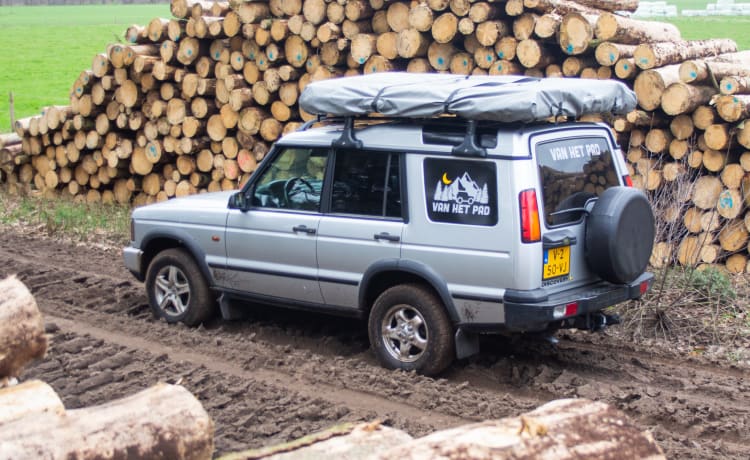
[
  {"x1": 595, "y1": 42, "x2": 636, "y2": 67},
  {"x1": 0, "y1": 383, "x2": 214, "y2": 460},
  {"x1": 378, "y1": 399, "x2": 664, "y2": 459},
  {"x1": 558, "y1": 12, "x2": 596, "y2": 56},
  {"x1": 397, "y1": 29, "x2": 430, "y2": 59},
  {"x1": 533, "y1": 13, "x2": 560, "y2": 39},
  {"x1": 595, "y1": 12, "x2": 681, "y2": 45},
  {"x1": 719, "y1": 220, "x2": 748, "y2": 252},
  {"x1": 478, "y1": 20, "x2": 509, "y2": 46},
  {"x1": 634, "y1": 39, "x2": 738, "y2": 71},
  {"x1": 715, "y1": 94, "x2": 750, "y2": 123},
  {"x1": 721, "y1": 75, "x2": 750, "y2": 95},
  {"x1": 633, "y1": 64, "x2": 682, "y2": 111},
  {"x1": 680, "y1": 51, "x2": 750, "y2": 82},
  {"x1": 725, "y1": 253, "x2": 747, "y2": 274},
  {"x1": 0, "y1": 276, "x2": 48, "y2": 379},
  {"x1": 717, "y1": 188, "x2": 743, "y2": 220},
  {"x1": 704, "y1": 124, "x2": 732, "y2": 151},
  {"x1": 432, "y1": 12, "x2": 458, "y2": 44},
  {"x1": 661, "y1": 83, "x2": 717, "y2": 116},
  {"x1": 614, "y1": 58, "x2": 637, "y2": 80},
  {"x1": 0, "y1": 380, "x2": 64, "y2": 424},
  {"x1": 692, "y1": 176, "x2": 723, "y2": 210},
  {"x1": 677, "y1": 236, "x2": 702, "y2": 266},
  {"x1": 525, "y1": 0, "x2": 637, "y2": 14}
]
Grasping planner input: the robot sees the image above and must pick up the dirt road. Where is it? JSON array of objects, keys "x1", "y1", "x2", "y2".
[{"x1": 2, "y1": 227, "x2": 748, "y2": 458}]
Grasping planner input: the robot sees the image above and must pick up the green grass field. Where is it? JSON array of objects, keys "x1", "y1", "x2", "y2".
[
  {"x1": 0, "y1": 5, "x2": 166, "y2": 133},
  {"x1": 0, "y1": 3, "x2": 748, "y2": 133}
]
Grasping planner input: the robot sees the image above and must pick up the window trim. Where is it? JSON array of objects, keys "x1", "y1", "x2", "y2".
[{"x1": 243, "y1": 145, "x2": 331, "y2": 214}]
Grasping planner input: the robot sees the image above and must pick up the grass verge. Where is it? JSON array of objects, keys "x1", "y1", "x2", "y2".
[{"x1": 0, "y1": 191, "x2": 130, "y2": 247}]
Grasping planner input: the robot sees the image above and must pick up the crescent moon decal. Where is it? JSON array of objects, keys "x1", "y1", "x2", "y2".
[{"x1": 442, "y1": 173, "x2": 453, "y2": 185}]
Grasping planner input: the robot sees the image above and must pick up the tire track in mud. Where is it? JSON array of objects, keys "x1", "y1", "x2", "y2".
[{"x1": 2, "y1": 228, "x2": 749, "y2": 458}]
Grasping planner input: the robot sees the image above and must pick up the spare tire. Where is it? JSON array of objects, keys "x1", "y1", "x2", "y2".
[{"x1": 585, "y1": 187, "x2": 655, "y2": 284}]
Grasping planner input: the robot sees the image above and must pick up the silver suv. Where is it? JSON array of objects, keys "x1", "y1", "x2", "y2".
[{"x1": 124, "y1": 115, "x2": 654, "y2": 375}]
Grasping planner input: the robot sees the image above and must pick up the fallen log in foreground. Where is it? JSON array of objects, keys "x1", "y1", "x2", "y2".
[
  {"x1": 0, "y1": 275, "x2": 48, "y2": 380},
  {"x1": 0, "y1": 382, "x2": 214, "y2": 460},
  {"x1": 219, "y1": 398, "x2": 664, "y2": 460}
]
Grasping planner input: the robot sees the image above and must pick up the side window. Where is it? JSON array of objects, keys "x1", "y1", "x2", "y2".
[
  {"x1": 253, "y1": 147, "x2": 328, "y2": 211},
  {"x1": 330, "y1": 149, "x2": 402, "y2": 218}
]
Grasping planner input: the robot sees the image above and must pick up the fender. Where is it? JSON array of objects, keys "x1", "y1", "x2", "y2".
[
  {"x1": 140, "y1": 229, "x2": 215, "y2": 286},
  {"x1": 359, "y1": 258, "x2": 460, "y2": 323}
]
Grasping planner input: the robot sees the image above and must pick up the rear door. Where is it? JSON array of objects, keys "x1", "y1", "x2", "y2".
[
  {"x1": 317, "y1": 149, "x2": 404, "y2": 309},
  {"x1": 533, "y1": 129, "x2": 624, "y2": 289}
]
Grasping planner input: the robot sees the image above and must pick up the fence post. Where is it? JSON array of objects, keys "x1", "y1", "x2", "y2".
[{"x1": 9, "y1": 92, "x2": 15, "y2": 132}]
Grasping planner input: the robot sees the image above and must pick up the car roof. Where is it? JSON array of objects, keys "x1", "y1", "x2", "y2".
[{"x1": 276, "y1": 120, "x2": 615, "y2": 158}]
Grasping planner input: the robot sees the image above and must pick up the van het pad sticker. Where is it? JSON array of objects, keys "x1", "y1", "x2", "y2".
[{"x1": 424, "y1": 158, "x2": 498, "y2": 226}]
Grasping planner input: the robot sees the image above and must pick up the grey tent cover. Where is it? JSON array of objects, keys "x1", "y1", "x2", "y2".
[{"x1": 299, "y1": 73, "x2": 637, "y2": 123}]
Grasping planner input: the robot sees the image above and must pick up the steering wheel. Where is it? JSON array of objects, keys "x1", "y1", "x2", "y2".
[{"x1": 283, "y1": 176, "x2": 316, "y2": 206}]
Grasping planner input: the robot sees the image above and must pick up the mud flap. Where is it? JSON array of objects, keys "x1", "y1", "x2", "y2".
[
  {"x1": 219, "y1": 294, "x2": 246, "y2": 320},
  {"x1": 455, "y1": 329, "x2": 480, "y2": 359}
]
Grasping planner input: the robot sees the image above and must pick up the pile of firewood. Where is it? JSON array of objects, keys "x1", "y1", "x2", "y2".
[{"x1": 2, "y1": 0, "x2": 750, "y2": 271}]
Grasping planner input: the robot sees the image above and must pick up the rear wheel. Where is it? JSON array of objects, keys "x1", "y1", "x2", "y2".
[
  {"x1": 145, "y1": 248, "x2": 215, "y2": 326},
  {"x1": 368, "y1": 284, "x2": 454, "y2": 376}
]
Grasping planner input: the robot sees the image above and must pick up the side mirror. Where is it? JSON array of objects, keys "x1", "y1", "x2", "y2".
[{"x1": 228, "y1": 192, "x2": 248, "y2": 211}]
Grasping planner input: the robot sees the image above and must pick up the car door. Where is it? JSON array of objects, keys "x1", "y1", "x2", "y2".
[
  {"x1": 317, "y1": 149, "x2": 404, "y2": 308},
  {"x1": 222, "y1": 146, "x2": 329, "y2": 304}
]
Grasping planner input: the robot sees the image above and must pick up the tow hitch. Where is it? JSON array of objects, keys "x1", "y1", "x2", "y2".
[{"x1": 571, "y1": 312, "x2": 621, "y2": 332}]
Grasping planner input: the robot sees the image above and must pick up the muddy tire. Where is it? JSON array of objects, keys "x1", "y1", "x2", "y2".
[
  {"x1": 585, "y1": 187, "x2": 655, "y2": 284},
  {"x1": 145, "y1": 248, "x2": 215, "y2": 326},
  {"x1": 368, "y1": 284, "x2": 455, "y2": 376}
]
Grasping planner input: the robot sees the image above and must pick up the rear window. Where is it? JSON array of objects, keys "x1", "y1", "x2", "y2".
[{"x1": 536, "y1": 137, "x2": 619, "y2": 226}]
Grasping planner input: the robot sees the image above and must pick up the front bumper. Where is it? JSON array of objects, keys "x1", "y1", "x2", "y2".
[
  {"x1": 123, "y1": 246, "x2": 144, "y2": 281},
  {"x1": 502, "y1": 272, "x2": 654, "y2": 332}
]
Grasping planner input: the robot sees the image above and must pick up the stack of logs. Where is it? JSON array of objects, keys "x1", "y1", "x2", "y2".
[{"x1": 2, "y1": 0, "x2": 750, "y2": 272}]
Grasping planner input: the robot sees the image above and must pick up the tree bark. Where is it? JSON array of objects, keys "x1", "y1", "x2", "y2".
[
  {"x1": 377, "y1": 399, "x2": 664, "y2": 459},
  {"x1": 0, "y1": 383, "x2": 214, "y2": 460},
  {"x1": 595, "y1": 12, "x2": 681, "y2": 45},
  {"x1": 558, "y1": 12, "x2": 597, "y2": 56},
  {"x1": 635, "y1": 39, "x2": 738, "y2": 70},
  {"x1": 716, "y1": 94, "x2": 750, "y2": 123},
  {"x1": 633, "y1": 64, "x2": 682, "y2": 111},
  {"x1": 661, "y1": 83, "x2": 717, "y2": 116},
  {"x1": 0, "y1": 276, "x2": 48, "y2": 379}
]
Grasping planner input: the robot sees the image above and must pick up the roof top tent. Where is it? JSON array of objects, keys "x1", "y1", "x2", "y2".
[
  {"x1": 298, "y1": 73, "x2": 637, "y2": 156},
  {"x1": 299, "y1": 73, "x2": 637, "y2": 124}
]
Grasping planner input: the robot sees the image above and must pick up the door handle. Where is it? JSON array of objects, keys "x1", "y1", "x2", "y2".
[
  {"x1": 292, "y1": 225, "x2": 316, "y2": 234},
  {"x1": 374, "y1": 232, "x2": 400, "y2": 242}
]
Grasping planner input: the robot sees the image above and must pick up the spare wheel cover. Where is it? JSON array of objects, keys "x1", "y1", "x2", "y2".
[{"x1": 585, "y1": 186, "x2": 655, "y2": 284}]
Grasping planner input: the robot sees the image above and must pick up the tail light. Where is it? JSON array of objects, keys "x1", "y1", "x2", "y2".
[
  {"x1": 623, "y1": 175, "x2": 633, "y2": 187},
  {"x1": 553, "y1": 302, "x2": 579, "y2": 319},
  {"x1": 639, "y1": 279, "x2": 650, "y2": 295},
  {"x1": 519, "y1": 189, "x2": 541, "y2": 243}
]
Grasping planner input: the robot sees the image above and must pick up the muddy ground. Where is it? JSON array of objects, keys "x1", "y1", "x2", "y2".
[{"x1": 2, "y1": 227, "x2": 748, "y2": 458}]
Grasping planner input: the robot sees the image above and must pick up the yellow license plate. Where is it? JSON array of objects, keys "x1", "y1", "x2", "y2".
[{"x1": 543, "y1": 246, "x2": 570, "y2": 280}]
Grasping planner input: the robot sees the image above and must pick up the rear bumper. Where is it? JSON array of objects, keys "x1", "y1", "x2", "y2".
[
  {"x1": 123, "y1": 246, "x2": 144, "y2": 281},
  {"x1": 501, "y1": 272, "x2": 654, "y2": 332}
]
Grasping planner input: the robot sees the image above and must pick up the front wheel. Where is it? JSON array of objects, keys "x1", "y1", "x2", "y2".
[
  {"x1": 145, "y1": 248, "x2": 215, "y2": 326},
  {"x1": 368, "y1": 284, "x2": 455, "y2": 376}
]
